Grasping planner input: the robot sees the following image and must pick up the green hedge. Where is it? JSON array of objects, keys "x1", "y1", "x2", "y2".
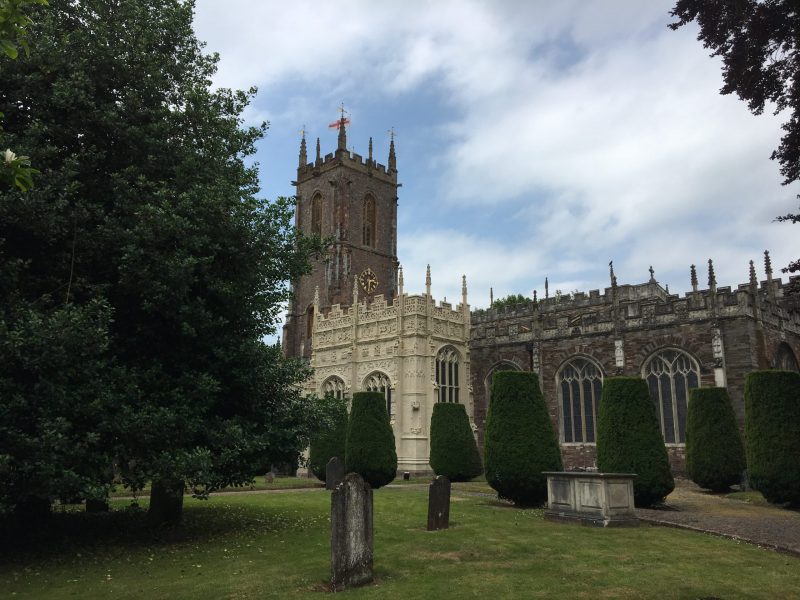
[
  {"x1": 345, "y1": 391, "x2": 397, "y2": 489},
  {"x1": 308, "y1": 394, "x2": 348, "y2": 482},
  {"x1": 744, "y1": 370, "x2": 800, "y2": 505},
  {"x1": 597, "y1": 377, "x2": 674, "y2": 507},
  {"x1": 686, "y1": 387, "x2": 745, "y2": 492},
  {"x1": 484, "y1": 371, "x2": 562, "y2": 506},
  {"x1": 429, "y1": 402, "x2": 482, "y2": 482}
]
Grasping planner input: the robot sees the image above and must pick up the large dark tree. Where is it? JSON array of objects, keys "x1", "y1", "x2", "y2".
[
  {"x1": 0, "y1": 0, "x2": 320, "y2": 522},
  {"x1": 670, "y1": 0, "x2": 800, "y2": 279}
]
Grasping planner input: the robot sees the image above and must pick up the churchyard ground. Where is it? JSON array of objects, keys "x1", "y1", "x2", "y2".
[{"x1": 2, "y1": 482, "x2": 799, "y2": 598}]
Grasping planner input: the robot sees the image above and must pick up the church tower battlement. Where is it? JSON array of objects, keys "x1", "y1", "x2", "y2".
[{"x1": 284, "y1": 115, "x2": 399, "y2": 359}]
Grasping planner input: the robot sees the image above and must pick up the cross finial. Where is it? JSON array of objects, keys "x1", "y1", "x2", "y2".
[{"x1": 299, "y1": 124, "x2": 307, "y2": 139}]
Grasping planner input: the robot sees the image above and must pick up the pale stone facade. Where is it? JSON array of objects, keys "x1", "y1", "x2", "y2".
[{"x1": 304, "y1": 268, "x2": 473, "y2": 473}]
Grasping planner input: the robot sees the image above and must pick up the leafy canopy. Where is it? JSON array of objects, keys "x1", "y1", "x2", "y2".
[{"x1": 0, "y1": 0, "x2": 322, "y2": 515}]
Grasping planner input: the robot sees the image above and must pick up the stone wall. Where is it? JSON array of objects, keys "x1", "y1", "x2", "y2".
[{"x1": 470, "y1": 273, "x2": 800, "y2": 474}]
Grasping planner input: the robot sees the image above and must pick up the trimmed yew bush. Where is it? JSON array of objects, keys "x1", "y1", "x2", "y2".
[
  {"x1": 484, "y1": 371, "x2": 562, "y2": 506},
  {"x1": 597, "y1": 377, "x2": 674, "y2": 507},
  {"x1": 744, "y1": 370, "x2": 800, "y2": 505},
  {"x1": 345, "y1": 391, "x2": 397, "y2": 489},
  {"x1": 429, "y1": 402, "x2": 483, "y2": 482},
  {"x1": 686, "y1": 387, "x2": 745, "y2": 492},
  {"x1": 308, "y1": 394, "x2": 348, "y2": 482}
]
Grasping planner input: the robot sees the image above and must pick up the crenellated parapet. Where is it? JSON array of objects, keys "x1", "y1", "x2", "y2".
[
  {"x1": 471, "y1": 266, "x2": 800, "y2": 348},
  {"x1": 297, "y1": 149, "x2": 396, "y2": 184}
]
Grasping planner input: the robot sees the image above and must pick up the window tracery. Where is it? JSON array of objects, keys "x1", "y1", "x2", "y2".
[
  {"x1": 557, "y1": 357, "x2": 603, "y2": 443},
  {"x1": 643, "y1": 349, "x2": 700, "y2": 444},
  {"x1": 364, "y1": 371, "x2": 392, "y2": 415},
  {"x1": 436, "y1": 346, "x2": 460, "y2": 403}
]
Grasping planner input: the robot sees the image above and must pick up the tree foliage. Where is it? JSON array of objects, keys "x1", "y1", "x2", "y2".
[
  {"x1": 670, "y1": 0, "x2": 800, "y2": 276},
  {"x1": 0, "y1": 0, "x2": 46, "y2": 191},
  {"x1": 596, "y1": 377, "x2": 674, "y2": 507},
  {"x1": 484, "y1": 371, "x2": 562, "y2": 506},
  {"x1": 429, "y1": 402, "x2": 482, "y2": 482},
  {"x1": 0, "y1": 0, "x2": 321, "y2": 520},
  {"x1": 492, "y1": 294, "x2": 530, "y2": 311},
  {"x1": 744, "y1": 370, "x2": 800, "y2": 505},
  {"x1": 685, "y1": 387, "x2": 746, "y2": 492},
  {"x1": 345, "y1": 392, "x2": 397, "y2": 489}
]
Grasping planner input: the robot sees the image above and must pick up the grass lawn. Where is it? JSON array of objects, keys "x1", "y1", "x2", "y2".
[{"x1": 2, "y1": 487, "x2": 798, "y2": 599}]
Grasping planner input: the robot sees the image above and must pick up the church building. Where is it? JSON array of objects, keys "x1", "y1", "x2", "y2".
[
  {"x1": 285, "y1": 115, "x2": 800, "y2": 475},
  {"x1": 283, "y1": 117, "x2": 474, "y2": 473}
]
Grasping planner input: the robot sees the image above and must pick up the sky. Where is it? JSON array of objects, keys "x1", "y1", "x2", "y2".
[{"x1": 193, "y1": 0, "x2": 798, "y2": 328}]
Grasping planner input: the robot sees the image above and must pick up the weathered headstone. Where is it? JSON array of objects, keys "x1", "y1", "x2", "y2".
[
  {"x1": 427, "y1": 475, "x2": 451, "y2": 531},
  {"x1": 326, "y1": 457, "x2": 345, "y2": 491},
  {"x1": 331, "y1": 473, "x2": 373, "y2": 591}
]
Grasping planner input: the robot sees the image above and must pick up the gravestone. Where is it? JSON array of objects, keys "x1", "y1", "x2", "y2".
[
  {"x1": 331, "y1": 473, "x2": 373, "y2": 590},
  {"x1": 427, "y1": 475, "x2": 451, "y2": 531},
  {"x1": 326, "y1": 457, "x2": 345, "y2": 491}
]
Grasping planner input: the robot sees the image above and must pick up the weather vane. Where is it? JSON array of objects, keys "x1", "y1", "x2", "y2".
[{"x1": 329, "y1": 102, "x2": 351, "y2": 129}]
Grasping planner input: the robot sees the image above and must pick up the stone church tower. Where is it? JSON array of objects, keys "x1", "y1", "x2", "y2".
[{"x1": 283, "y1": 116, "x2": 399, "y2": 358}]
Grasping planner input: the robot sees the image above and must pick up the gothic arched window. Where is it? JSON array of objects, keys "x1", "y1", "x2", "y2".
[
  {"x1": 311, "y1": 193, "x2": 322, "y2": 236},
  {"x1": 642, "y1": 349, "x2": 700, "y2": 444},
  {"x1": 364, "y1": 372, "x2": 392, "y2": 416},
  {"x1": 362, "y1": 195, "x2": 376, "y2": 247},
  {"x1": 322, "y1": 376, "x2": 346, "y2": 400},
  {"x1": 557, "y1": 357, "x2": 603, "y2": 443},
  {"x1": 484, "y1": 361, "x2": 521, "y2": 405},
  {"x1": 436, "y1": 346, "x2": 460, "y2": 403},
  {"x1": 305, "y1": 305, "x2": 314, "y2": 341},
  {"x1": 775, "y1": 343, "x2": 800, "y2": 372}
]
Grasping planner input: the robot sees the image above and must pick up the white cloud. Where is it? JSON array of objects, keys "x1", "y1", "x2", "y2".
[{"x1": 194, "y1": 1, "x2": 799, "y2": 313}]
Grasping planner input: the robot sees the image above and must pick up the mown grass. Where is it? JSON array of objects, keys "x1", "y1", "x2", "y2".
[
  {"x1": 1, "y1": 487, "x2": 798, "y2": 599},
  {"x1": 726, "y1": 490, "x2": 771, "y2": 506}
]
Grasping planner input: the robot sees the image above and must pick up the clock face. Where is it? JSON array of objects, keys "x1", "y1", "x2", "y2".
[{"x1": 359, "y1": 268, "x2": 378, "y2": 294}]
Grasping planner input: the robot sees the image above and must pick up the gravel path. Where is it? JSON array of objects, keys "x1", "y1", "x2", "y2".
[{"x1": 636, "y1": 479, "x2": 800, "y2": 556}]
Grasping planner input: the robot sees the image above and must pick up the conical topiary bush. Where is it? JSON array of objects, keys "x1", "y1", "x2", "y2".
[
  {"x1": 745, "y1": 370, "x2": 800, "y2": 505},
  {"x1": 345, "y1": 391, "x2": 397, "y2": 489},
  {"x1": 596, "y1": 377, "x2": 674, "y2": 507},
  {"x1": 484, "y1": 371, "x2": 562, "y2": 506},
  {"x1": 429, "y1": 402, "x2": 482, "y2": 482},
  {"x1": 685, "y1": 387, "x2": 745, "y2": 492},
  {"x1": 308, "y1": 394, "x2": 348, "y2": 482}
]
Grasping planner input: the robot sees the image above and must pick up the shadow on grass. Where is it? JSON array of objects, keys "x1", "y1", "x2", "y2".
[{"x1": 0, "y1": 500, "x2": 317, "y2": 564}]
